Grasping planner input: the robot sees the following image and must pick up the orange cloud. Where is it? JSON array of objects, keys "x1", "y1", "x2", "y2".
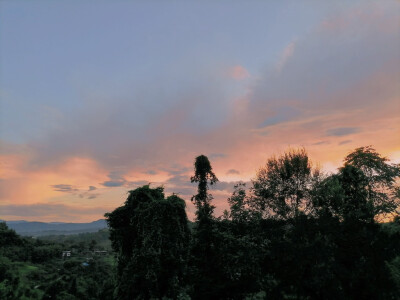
[{"x1": 0, "y1": 155, "x2": 108, "y2": 206}]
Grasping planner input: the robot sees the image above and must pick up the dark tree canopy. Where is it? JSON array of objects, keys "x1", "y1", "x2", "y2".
[
  {"x1": 344, "y1": 146, "x2": 400, "y2": 219},
  {"x1": 105, "y1": 185, "x2": 190, "y2": 300},
  {"x1": 313, "y1": 146, "x2": 400, "y2": 222},
  {"x1": 250, "y1": 148, "x2": 320, "y2": 219}
]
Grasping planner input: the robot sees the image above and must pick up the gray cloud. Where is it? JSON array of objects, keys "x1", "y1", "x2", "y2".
[
  {"x1": 162, "y1": 166, "x2": 191, "y2": 176},
  {"x1": 100, "y1": 171, "x2": 127, "y2": 187},
  {"x1": 51, "y1": 184, "x2": 78, "y2": 193},
  {"x1": 102, "y1": 180, "x2": 125, "y2": 187},
  {"x1": 258, "y1": 106, "x2": 300, "y2": 128},
  {"x1": 88, "y1": 186, "x2": 97, "y2": 191},
  {"x1": 209, "y1": 153, "x2": 227, "y2": 159},
  {"x1": 312, "y1": 141, "x2": 329, "y2": 145},
  {"x1": 326, "y1": 127, "x2": 360, "y2": 137},
  {"x1": 339, "y1": 140, "x2": 352, "y2": 145},
  {"x1": 227, "y1": 169, "x2": 240, "y2": 175},
  {"x1": 145, "y1": 170, "x2": 157, "y2": 175},
  {"x1": 249, "y1": 5, "x2": 399, "y2": 131}
]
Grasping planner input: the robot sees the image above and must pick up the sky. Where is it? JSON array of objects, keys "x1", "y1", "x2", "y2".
[{"x1": 0, "y1": 0, "x2": 399, "y2": 222}]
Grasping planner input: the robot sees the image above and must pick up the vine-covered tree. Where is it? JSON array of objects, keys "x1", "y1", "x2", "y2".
[
  {"x1": 105, "y1": 185, "x2": 190, "y2": 300},
  {"x1": 190, "y1": 155, "x2": 225, "y2": 298},
  {"x1": 191, "y1": 154, "x2": 218, "y2": 221}
]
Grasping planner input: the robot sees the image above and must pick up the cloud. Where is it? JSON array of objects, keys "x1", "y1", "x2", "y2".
[
  {"x1": 227, "y1": 169, "x2": 240, "y2": 175},
  {"x1": 100, "y1": 171, "x2": 127, "y2": 187},
  {"x1": 88, "y1": 186, "x2": 97, "y2": 191},
  {"x1": 1, "y1": 2, "x2": 399, "y2": 222},
  {"x1": 145, "y1": 170, "x2": 157, "y2": 175},
  {"x1": 339, "y1": 140, "x2": 352, "y2": 145},
  {"x1": 276, "y1": 40, "x2": 296, "y2": 72},
  {"x1": 101, "y1": 180, "x2": 125, "y2": 187},
  {"x1": 258, "y1": 106, "x2": 300, "y2": 128},
  {"x1": 228, "y1": 65, "x2": 250, "y2": 80},
  {"x1": 326, "y1": 127, "x2": 360, "y2": 137},
  {"x1": 209, "y1": 153, "x2": 227, "y2": 160},
  {"x1": 312, "y1": 141, "x2": 329, "y2": 146},
  {"x1": 51, "y1": 184, "x2": 78, "y2": 193}
]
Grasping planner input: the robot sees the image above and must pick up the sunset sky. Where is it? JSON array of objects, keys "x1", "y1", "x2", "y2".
[{"x1": 1, "y1": 1, "x2": 399, "y2": 222}]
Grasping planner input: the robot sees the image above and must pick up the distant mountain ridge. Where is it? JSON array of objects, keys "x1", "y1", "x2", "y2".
[{"x1": 1, "y1": 219, "x2": 107, "y2": 236}]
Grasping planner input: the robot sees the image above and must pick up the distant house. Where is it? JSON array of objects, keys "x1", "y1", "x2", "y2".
[
  {"x1": 62, "y1": 251, "x2": 71, "y2": 258},
  {"x1": 94, "y1": 250, "x2": 107, "y2": 256}
]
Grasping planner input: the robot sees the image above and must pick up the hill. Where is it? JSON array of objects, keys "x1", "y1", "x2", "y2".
[{"x1": 1, "y1": 219, "x2": 107, "y2": 236}]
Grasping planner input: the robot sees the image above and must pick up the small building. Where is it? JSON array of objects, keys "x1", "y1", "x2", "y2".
[
  {"x1": 62, "y1": 251, "x2": 71, "y2": 258},
  {"x1": 94, "y1": 250, "x2": 107, "y2": 256}
]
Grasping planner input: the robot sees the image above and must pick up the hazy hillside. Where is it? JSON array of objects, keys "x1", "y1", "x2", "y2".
[{"x1": 1, "y1": 219, "x2": 107, "y2": 236}]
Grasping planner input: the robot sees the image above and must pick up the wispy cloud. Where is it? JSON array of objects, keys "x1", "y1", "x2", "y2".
[
  {"x1": 51, "y1": 184, "x2": 78, "y2": 193},
  {"x1": 227, "y1": 169, "x2": 240, "y2": 175},
  {"x1": 276, "y1": 40, "x2": 296, "y2": 72},
  {"x1": 209, "y1": 153, "x2": 227, "y2": 159},
  {"x1": 258, "y1": 106, "x2": 300, "y2": 128},
  {"x1": 339, "y1": 140, "x2": 352, "y2": 145},
  {"x1": 326, "y1": 127, "x2": 360, "y2": 137}
]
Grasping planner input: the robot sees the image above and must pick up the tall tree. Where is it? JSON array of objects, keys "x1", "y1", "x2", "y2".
[
  {"x1": 191, "y1": 154, "x2": 218, "y2": 221},
  {"x1": 190, "y1": 155, "x2": 224, "y2": 298},
  {"x1": 105, "y1": 185, "x2": 190, "y2": 300}
]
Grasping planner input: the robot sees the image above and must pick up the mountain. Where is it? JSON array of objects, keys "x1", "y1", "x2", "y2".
[{"x1": 2, "y1": 219, "x2": 107, "y2": 236}]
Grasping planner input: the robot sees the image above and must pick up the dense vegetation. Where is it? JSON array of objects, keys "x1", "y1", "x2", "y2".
[
  {"x1": 106, "y1": 146, "x2": 400, "y2": 299},
  {"x1": 0, "y1": 225, "x2": 115, "y2": 299},
  {"x1": 1, "y1": 146, "x2": 399, "y2": 299}
]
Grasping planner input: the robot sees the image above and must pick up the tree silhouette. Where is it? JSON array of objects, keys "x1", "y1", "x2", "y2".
[
  {"x1": 344, "y1": 146, "x2": 400, "y2": 220},
  {"x1": 251, "y1": 148, "x2": 320, "y2": 219},
  {"x1": 191, "y1": 154, "x2": 218, "y2": 221},
  {"x1": 105, "y1": 185, "x2": 190, "y2": 299}
]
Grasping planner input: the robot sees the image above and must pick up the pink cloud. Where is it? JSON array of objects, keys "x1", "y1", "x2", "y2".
[
  {"x1": 276, "y1": 41, "x2": 296, "y2": 72},
  {"x1": 228, "y1": 65, "x2": 250, "y2": 80}
]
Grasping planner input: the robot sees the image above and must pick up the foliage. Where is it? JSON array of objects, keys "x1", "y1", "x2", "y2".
[
  {"x1": 105, "y1": 185, "x2": 190, "y2": 300},
  {"x1": 344, "y1": 146, "x2": 400, "y2": 219},
  {"x1": 250, "y1": 148, "x2": 320, "y2": 219},
  {"x1": 0, "y1": 222, "x2": 115, "y2": 299},
  {"x1": 191, "y1": 154, "x2": 218, "y2": 220}
]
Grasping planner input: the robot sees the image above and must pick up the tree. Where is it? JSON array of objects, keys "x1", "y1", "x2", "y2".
[
  {"x1": 190, "y1": 155, "x2": 225, "y2": 298},
  {"x1": 105, "y1": 185, "x2": 190, "y2": 300},
  {"x1": 250, "y1": 148, "x2": 320, "y2": 220},
  {"x1": 313, "y1": 146, "x2": 400, "y2": 222},
  {"x1": 191, "y1": 154, "x2": 218, "y2": 221},
  {"x1": 344, "y1": 146, "x2": 400, "y2": 220}
]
